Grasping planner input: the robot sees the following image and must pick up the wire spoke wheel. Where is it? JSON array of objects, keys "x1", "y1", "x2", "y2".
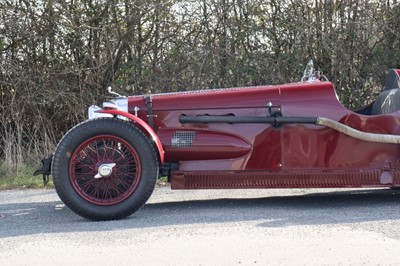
[
  {"x1": 70, "y1": 135, "x2": 141, "y2": 206},
  {"x1": 52, "y1": 118, "x2": 158, "y2": 221}
]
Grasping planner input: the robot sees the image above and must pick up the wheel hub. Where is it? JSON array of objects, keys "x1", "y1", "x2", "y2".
[{"x1": 94, "y1": 163, "x2": 116, "y2": 179}]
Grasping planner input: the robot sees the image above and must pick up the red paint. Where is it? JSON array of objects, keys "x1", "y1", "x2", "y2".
[
  {"x1": 157, "y1": 128, "x2": 252, "y2": 161},
  {"x1": 120, "y1": 79, "x2": 400, "y2": 189},
  {"x1": 170, "y1": 170, "x2": 400, "y2": 189},
  {"x1": 96, "y1": 109, "x2": 165, "y2": 163}
]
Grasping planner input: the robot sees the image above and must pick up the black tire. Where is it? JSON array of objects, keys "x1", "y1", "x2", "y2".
[{"x1": 52, "y1": 118, "x2": 158, "y2": 221}]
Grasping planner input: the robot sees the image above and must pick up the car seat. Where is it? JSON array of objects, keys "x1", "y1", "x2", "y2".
[{"x1": 371, "y1": 69, "x2": 400, "y2": 115}]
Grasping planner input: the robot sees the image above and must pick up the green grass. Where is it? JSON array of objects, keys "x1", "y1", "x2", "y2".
[
  {"x1": 0, "y1": 164, "x2": 53, "y2": 190},
  {"x1": 0, "y1": 164, "x2": 168, "y2": 190},
  {"x1": 156, "y1": 176, "x2": 169, "y2": 186}
]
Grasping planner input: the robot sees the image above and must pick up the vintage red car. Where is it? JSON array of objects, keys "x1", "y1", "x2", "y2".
[{"x1": 40, "y1": 61, "x2": 400, "y2": 220}]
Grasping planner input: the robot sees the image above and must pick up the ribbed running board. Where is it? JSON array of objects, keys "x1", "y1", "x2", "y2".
[{"x1": 171, "y1": 170, "x2": 400, "y2": 189}]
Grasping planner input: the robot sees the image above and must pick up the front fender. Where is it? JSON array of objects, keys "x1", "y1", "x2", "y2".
[{"x1": 96, "y1": 109, "x2": 165, "y2": 164}]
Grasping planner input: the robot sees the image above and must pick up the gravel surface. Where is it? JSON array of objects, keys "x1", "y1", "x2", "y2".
[{"x1": 1, "y1": 187, "x2": 400, "y2": 265}]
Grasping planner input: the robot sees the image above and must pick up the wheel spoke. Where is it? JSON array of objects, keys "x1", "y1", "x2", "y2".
[
  {"x1": 85, "y1": 142, "x2": 100, "y2": 161},
  {"x1": 77, "y1": 148, "x2": 97, "y2": 166},
  {"x1": 104, "y1": 185, "x2": 113, "y2": 200},
  {"x1": 78, "y1": 176, "x2": 97, "y2": 189},
  {"x1": 69, "y1": 135, "x2": 142, "y2": 206},
  {"x1": 113, "y1": 174, "x2": 133, "y2": 191},
  {"x1": 89, "y1": 180, "x2": 103, "y2": 199}
]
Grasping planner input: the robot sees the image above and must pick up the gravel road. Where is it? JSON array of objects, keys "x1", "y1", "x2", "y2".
[{"x1": 1, "y1": 187, "x2": 400, "y2": 265}]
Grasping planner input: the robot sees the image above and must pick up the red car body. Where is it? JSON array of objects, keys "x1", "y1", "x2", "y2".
[
  {"x1": 122, "y1": 80, "x2": 400, "y2": 189},
  {"x1": 46, "y1": 66, "x2": 400, "y2": 220}
]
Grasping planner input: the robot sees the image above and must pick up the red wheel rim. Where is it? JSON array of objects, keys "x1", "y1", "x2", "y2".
[{"x1": 69, "y1": 135, "x2": 141, "y2": 206}]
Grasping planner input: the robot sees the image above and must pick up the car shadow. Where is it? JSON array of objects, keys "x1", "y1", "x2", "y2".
[{"x1": 1, "y1": 188, "x2": 400, "y2": 238}]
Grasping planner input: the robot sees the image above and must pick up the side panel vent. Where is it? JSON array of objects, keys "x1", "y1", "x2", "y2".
[
  {"x1": 170, "y1": 131, "x2": 196, "y2": 148},
  {"x1": 171, "y1": 170, "x2": 389, "y2": 189}
]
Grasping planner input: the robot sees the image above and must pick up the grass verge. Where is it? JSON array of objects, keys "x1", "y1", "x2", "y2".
[
  {"x1": 0, "y1": 164, "x2": 53, "y2": 190},
  {"x1": 0, "y1": 164, "x2": 167, "y2": 190}
]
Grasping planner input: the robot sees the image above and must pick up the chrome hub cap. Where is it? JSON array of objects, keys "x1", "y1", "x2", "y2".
[{"x1": 94, "y1": 163, "x2": 116, "y2": 179}]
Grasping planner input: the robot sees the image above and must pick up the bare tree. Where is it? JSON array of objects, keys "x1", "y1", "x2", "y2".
[{"x1": 1, "y1": 0, "x2": 400, "y2": 171}]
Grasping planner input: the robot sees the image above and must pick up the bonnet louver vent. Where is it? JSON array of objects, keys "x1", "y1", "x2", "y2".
[{"x1": 170, "y1": 131, "x2": 196, "y2": 148}]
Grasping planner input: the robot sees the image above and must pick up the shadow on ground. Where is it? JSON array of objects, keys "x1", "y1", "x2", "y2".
[{"x1": 1, "y1": 188, "x2": 400, "y2": 238}]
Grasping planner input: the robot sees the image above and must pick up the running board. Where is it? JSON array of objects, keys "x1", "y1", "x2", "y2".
[{"x1": 170, "y1": 170, "x2": 400, "y2": 189}]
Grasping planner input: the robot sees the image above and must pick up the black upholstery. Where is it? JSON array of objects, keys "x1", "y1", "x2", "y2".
[
  {"x1": 371, "y1": 69, "x2": 400, "y2": 115},
  {"x1": 384, "y1": 69, "x2": 400, "y2": 90},
  {"x1": 372, "y1": 89, "x2": 400, "y2": 115}
]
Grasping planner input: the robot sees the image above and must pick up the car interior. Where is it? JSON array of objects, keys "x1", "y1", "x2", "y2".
[{"x1": 355, "y1": 69, "x2": 400, "y2": 115}]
